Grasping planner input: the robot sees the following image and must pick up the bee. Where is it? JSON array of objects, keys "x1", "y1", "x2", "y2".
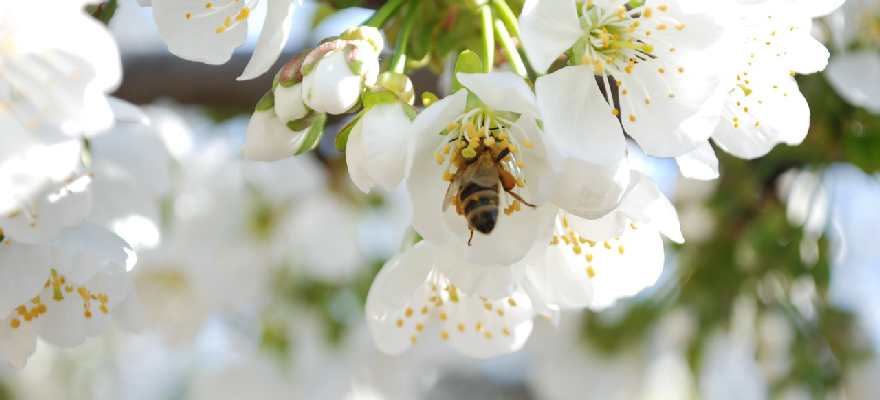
[{"x1": 443, "y1": 144, "x2": 535, "y2": 246}]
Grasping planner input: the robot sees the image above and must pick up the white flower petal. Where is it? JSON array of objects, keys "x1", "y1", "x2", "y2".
[
  {"x1": 365, "y1": 241, "x2": 438, "y2": 355},
  {"x1": 0, "y1": 241, "x2": 52, "y2": 314},
  {"x1": 442, "y1": 289, "x2": 535, "y2": 359},
  {"x1": 524, "y1": 241, "x2": 594, "y2": 309},
  {"x1": 50, "y1": 223, "x2": 131, "y2": 285},
  {"x1": 345, "y1": 127, "x2": 377, "y2": 193},
  {"x1": 405, "y1": 90, "x2": 468, "y2": 245},
  {"x1": 519, "y1": 0, "x2": 584, "y2": 73},
  {"x1": 0, "y1": 177, "x2": 93, "y2": 244},
  {"x1": 238, "y1": 0, "x2": 299, "y2": 80},
  {"x1": 437, "y1": 241, "x2": 527, "y2": 300},
  {"x1": 536, "y1": 66, "x2": 627, "y2": 167},
  {"x1": 551, "y1": 157, "x2": 630, "y2": 220},
  {"x1": 302, "y1": 50, "x2": 375, "y2": 114},
  {"x1": 0, "y1": 318, "x2": 37, "y2": 369},
  {"x1": 826, "y1": 50, "x2": 880, "y2": 114},
  {"x1": 676, "y1": 141, "x2": 720, "y2": 180},
  {"x1": 360, "y1": 103, "x2": 412, "y2": 191},
  {"x1": 457, "y1": 72, "x2": 540, "y2": 117},
  {"x1": 274, "y1": 83, "x2": 308, "y2": 122},
  {"x1": 712, "y1": 69, "x2": 810, "y2": 158},
  {"x1": 151, "y1": 0, "x2": 249, "y2": 65},
  {"x1": 587, "y1": 223, "x2": 665, "y2": 310},
  {"x1": 240, "y1": 107, "x2": 307, "y2": 162}
]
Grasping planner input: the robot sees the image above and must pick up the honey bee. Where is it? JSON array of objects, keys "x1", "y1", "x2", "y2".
[{"x1": 443, "y1": 144, "x2": 535, "y2": 246}]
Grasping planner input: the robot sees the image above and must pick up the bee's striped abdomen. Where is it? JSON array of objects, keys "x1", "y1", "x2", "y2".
[{"x1": 459, "y1": 182, "x2": 500, "y2": 235}]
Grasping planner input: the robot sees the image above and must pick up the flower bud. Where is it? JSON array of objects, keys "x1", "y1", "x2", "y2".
[
  {"x1": 273, "y1": 50, "x2": 311, "y2": 123},
  {"x1": 300, "y1": 30, "x2": 381, "y2": 115}
]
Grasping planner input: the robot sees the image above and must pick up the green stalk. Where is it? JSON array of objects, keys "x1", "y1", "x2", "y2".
[
  {"x1": 480, "y1": 5, "x2": 495, "y2": 73},
  {"x1": 362, "y1": 0, "x2": 408, "y2": 28},
  {"x1": 490, "y1": 0, "x2": 520, "y2": 40},
  {"x1": 493, "y1": 19, "x2": 527, "y2": 78},
  {"x1": 389, "y1": 0, "x2": 421, "y2": 73}
]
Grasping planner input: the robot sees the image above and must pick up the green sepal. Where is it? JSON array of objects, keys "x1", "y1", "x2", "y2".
[
  {"x1": 295, "y1": 113, "x2": 327, "y2": 155},
  {"x1": 453, "y1": 50, "x2": 482, "y2": 93},
  {"x1": 256, "y1": 91, "x2": 275, "y2": 112},
  {"x1": 277, "y1": 49, "x2": 311, "y2": 88},
  {"x1": 343, "y1": 43, "x2": 365, "y2": 75},
  {"x1": 86, "y1": 0, "x2": 118, "y2": 26},
  {"x1": 335, "y1": 111, "x2": 364, "y2": 151},
  {"x1": 422, "y1": 92, "x2": 439, "y2": 108},
  {"x1": 402, "y1": 104, "x2": 419, "y2": 121},
  {"x1": 363, "y1": 88, "x2": 400, "y2": 109},
  {"x1": 287, "y1": 112, "x2": 317, "y2": 131},
  {"x1": 464, "y1": 91, "x2": 484, "y2": 112},
  {"x1": 339, "y1": 26, "x2": 384, "y2": 53}
]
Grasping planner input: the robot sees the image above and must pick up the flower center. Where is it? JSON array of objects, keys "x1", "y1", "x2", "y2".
[
  {"x1": 435, "y1": 108, "x2": 534, "y2": 216},
  {"x1": 7, "y1": 268, "x2": 111, "y2": 330},
  {"x1": 550, "y1": 214, "x2": 635, "y2": 278},
  {"x1": 573, "y1": 3, "x2": 683, "y2": 75},
  {"x1": 393, "y1": 269, "x2": 527, "y2": 344},
  {"x1": 183, "y1": 0, "x2": 259, "y2": 35}
]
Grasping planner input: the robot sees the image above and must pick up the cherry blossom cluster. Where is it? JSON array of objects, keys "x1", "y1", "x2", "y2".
[
  {"x1": 209, "y1": 0, "x2": 843, "y2": 358},
  {"x1": 0, "y1": 0, "x2": 173, "y2": 368}
]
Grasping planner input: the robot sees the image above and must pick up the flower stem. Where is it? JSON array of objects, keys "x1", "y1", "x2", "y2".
[
  {"x1": 480, "y1": 5, "x2": 495, "y2": 73},
  {"x1": 493, "y1": 19, "x2": 527, "y2": 78},
  {"x1": 491, "y1": 0, "x2": 520, "y2": 41},
  {"x1": 389, "y1": 0, "x2": 421, "y2": 74},
  {"x1": 362, "y1": 0, "x2": 408, "y2": 28}
]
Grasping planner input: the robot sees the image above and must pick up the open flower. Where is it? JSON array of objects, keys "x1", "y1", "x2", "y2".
[
  {"x1": 523, "y1": 0, "x2": 729, "y2": 163},
  {"x1": 0, "y1": 223, "x2": 140, "y2": 369},
  {"x1": 826, "y1": 0, "x2": 880, "y2": 113},
  {"x1": 145, "y1": 0, "x2": 302, "y2": 80},
  {"x1": 241, "y1": 91, "x2": 324, "y2": 162},
  {"x1": 366, "y1": 241, "x2": 537, "y2": 359},
  {"x1": 682, "y1": 0, "x2": 846, "y2": 175},
  {"x1": 524, "y1": 172, "x2": 683, "y2": 311},
  {"x1": 406, "y1": 72, "x2": 562, "y2": 270}
]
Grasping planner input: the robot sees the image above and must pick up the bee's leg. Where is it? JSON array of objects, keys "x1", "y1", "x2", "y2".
[
  {"x1": 506, "y1": 190, "x2": 537, "y2": 208},
  {"x1": 494, "y1": 148, "x2": 510, "y2": 163},
  {"x1": 468, "y1": 229, "x2": 474, "y2": 246}
]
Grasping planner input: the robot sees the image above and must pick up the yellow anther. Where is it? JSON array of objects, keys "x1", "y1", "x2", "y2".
[
  {"x1": 100, "y1": 304, "x2": 108, "y2": 314},
  {"x1": 630, "y1": 222, "x2": 638, "y2": 229},
  {"x1": 186, "y1": 13, "x2": 192, "y2": 19},
  {"x1": 630, "y1": 114, "x2": 636, "y2": 122},
  {"x1": 441, "y1": 331, "x2": 450, "y2": 340},
  {"x1": 405, "y1": 308, "x2": 413, "y2": 317},
  {"x1": 397, "y1": 319, "x2": 404, "y2": 327},
  {"x1": 206, "y1": 2, "x2": 212, "y2": 8},
  {"x1": 416, "y1": 323, "x2": 424, "y2": 331},
  {"x1": 586, "y1": 253, "x2": 593, "y2": 262},
  {"x1": 612, "y1": 108, "x2": 620, "y2": 116},
  {"x1": 435, "y1": 152, "x2": 445, "y2": 165},
  {"x1": 30, "y1": 296, "x2": 40, "y2": 304},
  {"x1": 497, "y1": 309, "x2": 505, "y2": 316},
  {"x1": 484, "y1": 136, "x2": 496, "y2": 147},
  {"x1": 216, "y1": 26, "x2": 226, "y2": 34},
  {"x1": 643, "y1": 7, "x2": 653, "y2": 17},
  {"x1": 604, "y1": 241, "x2": 612, "y2": 249},
  {"x1": 678, "y1": 67, "x2": 684, "y2": 73},
  {"x1": 508, "y1": 298, "x2": 517, "y2": 307},
  {"x1": 619, "y1": 245, "x2": 625, "y2": 254},
  {"x1": 236, "y1": 7, "x2": 250, "y2": 21},
  {"x1": 10, "y1": 319, "x2": 20, "y2": 329},
  {"x1": 84, "y1": 311, "x2": 92, "y2": 319},
  {"x1": 446, "y1": 123, "x2": 459, "y2": 131},
  {"x1": 658, "y1": 4, "x2": 668, "y2": 11},
  {"x1": 38, "y1": 304, "x2": 46, "y2": 314},
  {"x1": 676, "y1": 23, "x2": 686, "y2": 30},
  {"x1": 581, "y1": 55, "x2": 593, "y2": 66},
  {"x1": 422, "y1": 306, "x2": 429, "y2": 314},
  {"x1": 515, "y1": 177, "x2": 525, "y2": 188},
  {"x1": 658, "y1": 68, "x2": 665, "y2": 73},
  {"x1": 485, "y1": 332, "x2": 493, "y2": 339},
  {"x1": 587, "y1": 266, "x2": 596, "y2": 277},
  {"x1": 225, "y1": 16, "x2": 232, "y2": 27},
  {"x1": 645, "y1": 99, "x2": 651, "y2": 104},
  {"x1": 622, "y1": 89, "x2": 629, "y2": 95},
  {"x1": 515, "y1": 160, "x2": 525, "y2": 169},
  {"x1": 457, "y1": 139, "x2": 467, "y2": 148},
  {"x1": 440, "y1": 312, "x2": 448, "y2": 321},
  {"x1": 657, "y1": 23, "x2": 667, "y2": 30},
  {"x1": 476, "y1": 323, "x2": 483, "y2": 331},
  {"x1": 411, "y1": 335, "x2": 418, "y2": 343},
  {"x1": 523, "y1": 140, "x2": 533, "y2": 148},
  {"x1": 458, "y1": 323, "x2": 465, "y2": 331}
]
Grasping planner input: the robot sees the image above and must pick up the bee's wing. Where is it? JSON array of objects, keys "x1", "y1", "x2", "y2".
[{"x1": 442, "y1": 168, "x2": 464, "y2": 212}]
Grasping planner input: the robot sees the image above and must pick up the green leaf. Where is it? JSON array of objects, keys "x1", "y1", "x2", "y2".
[
  {"x1": 335, "y1": 111, "x2": 364, "y2": 151},
  {"x1": 453, "y1": 50, "x2": 482, "y2": 92},
  {"x1": 296, "y1": 113, "x2": 327, "y2": 155},
  {"x1": 86, "y1": 0, "x2": 118, "y2": 26}
]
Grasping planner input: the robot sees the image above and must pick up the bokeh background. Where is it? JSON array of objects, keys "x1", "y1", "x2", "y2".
[{"x1": 2, "y1": 0, "x2": 880, "y2": 398}]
